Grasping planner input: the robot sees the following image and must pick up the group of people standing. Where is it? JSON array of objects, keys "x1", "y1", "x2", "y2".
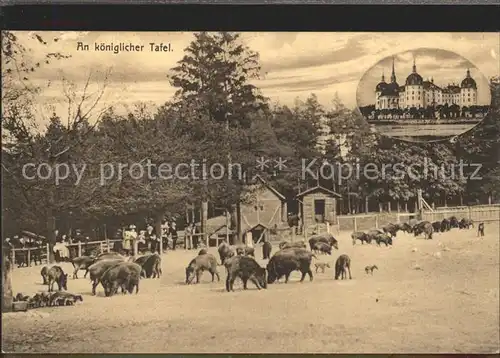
[{"x1": 115, "y1": 218, "x2": 200, "y2": 256}]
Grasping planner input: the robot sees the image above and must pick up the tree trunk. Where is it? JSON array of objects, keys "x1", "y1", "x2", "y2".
[
  {"x1": 365, "y1": 196, "x2": 369, "y2": 213},
  {"x1": 154, "y1": 209, "x2": 166, "y2": 253},
  {"x1": 2, "y1": 255, "x2": 13, "y2": 312},
  {"x1": 236, "y1": 202, "x2": 242, "y2": 245},
  {"x1": 47, "y1": 214, "x2": 56, "y2": 264},
  {"x1": 201, "y1": 200, "x2": 208, "y2": 247}
]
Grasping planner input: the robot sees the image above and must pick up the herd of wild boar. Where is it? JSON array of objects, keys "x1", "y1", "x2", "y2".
[
  {"x1": 352, "y1": 216, "x2": 478, "y2": 245},
  {"x1": 15, "y1": 215, "x2": 483, "y2": 310}
]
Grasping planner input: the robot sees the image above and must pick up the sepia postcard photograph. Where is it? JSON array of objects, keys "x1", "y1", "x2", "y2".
[{"x1": 1, "y1": 30, "x2": 499, "y2": 354}]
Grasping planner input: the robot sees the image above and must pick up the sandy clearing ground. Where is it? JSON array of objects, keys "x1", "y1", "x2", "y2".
[{"x1": 2, "y1": 223, "x2": 499, "y2": 353}]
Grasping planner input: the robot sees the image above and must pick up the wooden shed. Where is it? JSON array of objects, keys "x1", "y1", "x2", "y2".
[
  {"x1": 240, "y1": 175, "x2": 287, "y2": 244},
  {"x1": 209, "y1": 224, "x2": 236, "y2": 246},
  {"x1": 296, "y1": 186, "x2": 341, "y2": 234}
]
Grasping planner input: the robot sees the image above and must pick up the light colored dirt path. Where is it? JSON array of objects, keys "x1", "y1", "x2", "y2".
[{"x1": 3, "y1": 224, "x2": 499, "y2": 353}]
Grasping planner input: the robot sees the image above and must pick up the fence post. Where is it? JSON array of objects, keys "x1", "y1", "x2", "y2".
[
  {"x1": 375, "y1": 215, "x2": 379, "y2": 229},
  {"x1": 468, "y1": 206, "x2": 472, "y2": 220},
  {"x1": 78, "y1": 242, "x2": 82, "y2": 257},
  {"x1": 353, "y1": 217, "x2": 357, "y2": 232},
  {"x1": 46, "y1": 243, "x2": 50, "y2": 264},
  {"x1": 11, "y1": 250, "x2": 15, "y2": 270},
  {"x1": 100, "y1": 242, "x2": 104, "y2": 254},
  {"x1": 27, "y1": 248, "x2": 31, "y2": 267}
]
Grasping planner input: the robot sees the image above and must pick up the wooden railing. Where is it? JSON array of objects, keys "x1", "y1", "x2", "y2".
[
  {"x1": 336, "y1": 212, "x2": 418, "y2": 232},
  {"x1": 7, "y1": 232, "x2": 215, "y2": 269},
  {"x1": 422, "y1": 204, "x2": 500, "y2": 223}
]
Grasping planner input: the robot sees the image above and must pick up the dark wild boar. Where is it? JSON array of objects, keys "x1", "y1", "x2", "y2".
[
  {"x1": 135, "y1": 253, "x2": 162, "y2": 278},
  {"x1": 334, "y1": 254, "x2": 352, "y2": 280},
  {"x1": 351, "y1": 231, "x2": 368, "y2": 245},
  {"x1": 225, "y1": 255, "x2": 267, "y2": 292},
  {"x1": 477, "y1": 222, "x2": 485, "y2": 237},
  {"x1": 236, "y1": 245, "x2": 255, "y2": 257},
  {"x1": 314, "y1": 242, "x2": 332, "y2": 255},
  {"x1": 47, "y1": 266, "x2": 68, "y2": 292},
  {"x1": 88, "y1": 259, "x2": 124, "y2": 295},
  {"x1": 266, "y1": 248, "x2": 316, "y2": 284},
  {"x1": 100, "y1": 262, "x2": 142, "y2": 297},
  {"x1": 281, "y1": 241, "x2": 307, "y2": 250},
  {"x1": 375, "y1": 233, "x2": 393, "y2": 246},
  {"x1": 262, "y1": 241, "x2": 272, "y2": 259},
  {"x1": 71, "y1": 256, "x2": 96, "y2": 279},
  {"x1": 440, "y1": 218, "x2": 451, "y2": 232},
  {"x1": 308, "y1": 233, "x2": 339, "y2": 251},
  {"x1": 41, "y1": 266, "x2": 49, "y2": 285}
]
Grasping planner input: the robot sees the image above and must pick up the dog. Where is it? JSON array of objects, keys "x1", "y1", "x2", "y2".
[
  {"x1": 314, "y1": 262, "x2": 330, "y2": 273},
  {"x1": 365, "y1": 265, "x2": 378, "y2": 275}
]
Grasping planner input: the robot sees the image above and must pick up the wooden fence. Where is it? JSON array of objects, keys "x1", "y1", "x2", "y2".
[
  {"x1": 9, "y1": 239, "x2": 124, "y2": 269},
  {"x1": 336, "y1": 212, "x2": 417, "y2": 232},
  {"x1": 8, "y1": 231, "x2": 215, "y2": 269},
  {"x1": 421, "y1": 204, "x2": 500, "y2": 223}
]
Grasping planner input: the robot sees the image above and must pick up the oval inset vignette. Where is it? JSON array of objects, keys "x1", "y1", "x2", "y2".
[{"x1": 356, "y1": 48, "x2": 491, "y2": 143}]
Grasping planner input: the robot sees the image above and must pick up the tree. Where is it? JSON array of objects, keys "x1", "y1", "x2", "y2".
[
  {"x1": 454, "y1": 76, "x2": 500, "y2": 203},
  {"x1": 166, "y1": 32, "x2": 283, "y2": 240},
  {"x1": 268, "y1": 95, "x2": 324, "y2": 197},
  {"x1": 2, "y1": 71, "x2": 113, "y2": 262},
  {"x1": 168, "y1": 32, "x2": 267, "y2": 129}
]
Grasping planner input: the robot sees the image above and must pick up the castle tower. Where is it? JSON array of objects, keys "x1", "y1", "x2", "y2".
[
  {"x1": 460, "y1": 68, "x2": 478, "y2": 108},
  {"x1": 375, "y1": 71, "x2": 388, "y2": 110},
  {"x1": 405, "y1": 57, "x2": 424, "y2": 109},
  {"x1": 391, "y1": 57, "x2": 397, "y2": 83}
]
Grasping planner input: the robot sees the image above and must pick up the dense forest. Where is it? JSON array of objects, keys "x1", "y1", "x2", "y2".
[{"x1": 2, "y1": 31, "x2": 499, "y2": 244}]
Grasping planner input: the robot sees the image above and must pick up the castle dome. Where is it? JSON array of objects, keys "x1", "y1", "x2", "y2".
[
  {"x1": 460, "y1": 69, "x2": 477, "y2": 89},
  {"x1": 406, "y1": 60, "x2": 423, "y2": 86},
  {"x1": 376, "y1": 73, "x2": 387, "y2": 92}
]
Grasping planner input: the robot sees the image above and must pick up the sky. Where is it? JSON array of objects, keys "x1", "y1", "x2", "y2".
[
  {"x1": 5, "y1": 31, "x2": 500, "y2": 126},
  {"x1": 357, "y1": 48, "x2": 492, "y2": 107}
]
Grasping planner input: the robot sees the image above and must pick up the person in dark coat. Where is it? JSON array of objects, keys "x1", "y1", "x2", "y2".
[
  {"x1": 170, "y1": 219, "x2": 178, "y2": 250},
  {"x1": 146, "y1": 224, "x2": 159, "y2": 254}
]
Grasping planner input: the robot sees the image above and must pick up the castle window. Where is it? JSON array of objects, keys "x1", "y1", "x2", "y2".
[
  {"x1": 260, "y1": 205, "x2": 264, "y2": 211},
  {"x1": 412, "y1": 96, "x2": 414, "y2": 100}
]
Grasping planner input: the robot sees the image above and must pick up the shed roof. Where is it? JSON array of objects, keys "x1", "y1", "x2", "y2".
[
  {"x1": 210, "y1": 224, "x2": 235, "y2": 237},
  {"x1": 296, "y1": 186, "x2": 341, "y2": 199},
  {"x1": 249, "y1": 174, "x2": 286, "y2": 201},
  {"x1": 243, "y1": 223, "x2": 269, "y2": 233}
]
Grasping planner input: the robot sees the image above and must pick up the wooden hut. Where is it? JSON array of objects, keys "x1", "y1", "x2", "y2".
[
  {"x1": 296, "y1": 186, "x2": 341, "y2": 235},
  {"x1": 240, "y1": 175, "x2": 287, "y2": 244}
]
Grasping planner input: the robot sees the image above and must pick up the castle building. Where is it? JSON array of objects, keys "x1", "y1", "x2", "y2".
[{"x1": 375, "y1": 58, "x2": 478, "y2": 110}]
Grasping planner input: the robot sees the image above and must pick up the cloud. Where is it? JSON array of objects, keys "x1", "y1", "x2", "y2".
[{"x1": 6, "y1": 31, "x2": 499, "y2": 125}]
